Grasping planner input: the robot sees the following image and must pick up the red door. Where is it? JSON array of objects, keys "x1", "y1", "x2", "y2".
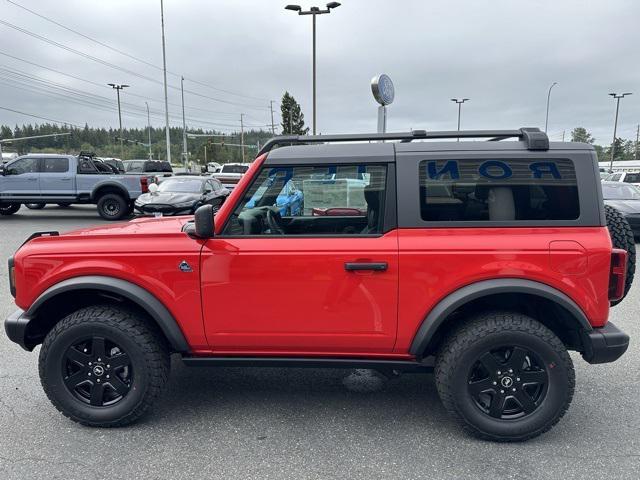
[{"x1": 200, "y1": 232, "x2": 399, "y2": 355}]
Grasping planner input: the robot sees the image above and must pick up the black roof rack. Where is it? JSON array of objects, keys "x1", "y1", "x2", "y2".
[{"x1": 257, "y1": 127, "x2": 549, "y2": 156}]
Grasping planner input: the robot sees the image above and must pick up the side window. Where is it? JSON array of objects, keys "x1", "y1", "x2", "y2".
[
  {"x1": 223, "y1": 163, "x2": 388, "y2": 236},
  {"x1": 623, "y1": 173, "x2": 640, "y2": 183},
  {"x1": 611, "y1": 173, "x2": 622, "y2": 181},
  {"x1": 42, "y1": 158, "x2": 69, "y2": 173},
  {"x1": 126, "y1": 161, "x2": 143, "y2": 173},
  {"x1": 211, "y1": 179, "x2": 223, "y2": 190},
  {"x1": 204, "y1": 180, "x2": 214, "y2": 193},
  {"x1": 6, "y1": 157, "x2": 38, "y2": 175},
  {"x1": 419, "y1": 158, "x2": 579, "y2": 222}
]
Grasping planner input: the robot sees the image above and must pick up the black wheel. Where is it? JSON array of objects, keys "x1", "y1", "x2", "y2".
[
  {"x1": 605, "y1": 204, "x2": 635, "y2": 306},
  {"x1": 435, "y1": 311, "x2": 574, "y2": 442},
  {"x1": 25, "y1": 203, "x2": 46, "y2": 210},
  {"x1": 0, "y1": 202, "x2": 20, "y2": 215},
  {"x1": 57, "y1": 203, "x2": 72, "y2": 208},
  {"x1": 97, "y1": 194, "x2": 128, "y2": 220},
  {"x1": 38, "y1": 305, "x2": 169, "y2": 427}
]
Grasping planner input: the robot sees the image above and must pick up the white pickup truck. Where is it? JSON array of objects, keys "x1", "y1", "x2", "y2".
[
  {"x1": 0, "y1": 153, "x2": 150, "y2": 220},
  {"x1": 210, "y1": 162, "x2": 251, "y2": 190}
]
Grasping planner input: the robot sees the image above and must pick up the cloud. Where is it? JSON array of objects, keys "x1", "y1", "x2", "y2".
[{"x1": 0, "y1": 0, "x2": 638, "y2": 145}]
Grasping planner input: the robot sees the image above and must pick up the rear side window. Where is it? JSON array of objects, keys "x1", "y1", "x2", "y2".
[
  {"x1": 125, "y1": 161, "x2": 143, "y2": 173},
  {"x1": 419, "y1": 158, "x2": 579, "y2": 222},
  {"x1": 623, "y1": 173, "x2": 640, "y2": 183},
  {"x1": 42, "y1": 158, "x2": 69, "y2": 173},
  {"x1": 144, "y1": 161, "x2": 172, "y2": 173}
]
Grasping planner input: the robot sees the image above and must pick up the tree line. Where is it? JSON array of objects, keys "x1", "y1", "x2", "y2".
[{"x1": 569, "y1": 127, "x2": 638, "y2": 162}]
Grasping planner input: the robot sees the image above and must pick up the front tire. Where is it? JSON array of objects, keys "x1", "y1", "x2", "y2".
[
  {"x1": 97, "y1": 194, "x2": 128, "y2": 220},
  {"x1": 38, "y1": 305, "x2": 169, "y2": 427},
  {"x1": 435, "y1": 311, "x2": 574, "y2": 442}
]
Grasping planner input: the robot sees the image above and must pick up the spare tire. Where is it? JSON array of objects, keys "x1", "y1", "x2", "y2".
[
  {"x1": 25, "y1": 203, "x2": 46, "y2": 210},
  {"x1": 605, "y1": 204, "x2": 636, "y2": 306}
]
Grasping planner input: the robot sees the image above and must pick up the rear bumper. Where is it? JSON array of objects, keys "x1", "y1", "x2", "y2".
[
  {"x1": 581, "y1": 322, "x2": 629, "y2": 364},
  {"x1": 4, "y1": 308, "x2": 33, "y2": 351}
]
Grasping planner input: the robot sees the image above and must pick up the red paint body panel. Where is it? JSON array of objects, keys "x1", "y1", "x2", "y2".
[
  {"x1": 395, "y1": 226, "x2": 612, "y2": 352},
  {"x1": 200, "y1": 232, "x2": 399, "y2": 353},
  {"x1": 13, "y1": 216, "x2": 208, "y2": 349}
]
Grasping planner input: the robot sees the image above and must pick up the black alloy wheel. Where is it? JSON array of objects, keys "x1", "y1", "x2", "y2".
[
  {"x1": 62, "y1": 336, "x2": 132, "y2": 407},
  {"x1": 467, "y1": 346, "x2": 548, "y2": 419}
]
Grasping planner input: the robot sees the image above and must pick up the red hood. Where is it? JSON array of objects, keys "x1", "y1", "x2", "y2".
[{"x1": 63, "y1": 215, "x2": 191, "y2": 237}]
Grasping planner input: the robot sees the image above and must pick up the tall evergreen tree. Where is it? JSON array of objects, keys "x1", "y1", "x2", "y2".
[
  {"x1": 280, "y1": 92, "x2": 309, "y2": 135},
  {"x1": 570, "y1": 127, "x2": 595, "y2": 144}
]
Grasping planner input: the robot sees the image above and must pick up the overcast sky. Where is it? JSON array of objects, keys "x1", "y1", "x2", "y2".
[{"x1": 0, "y1": 0, "x2": 639, "y2": 145}]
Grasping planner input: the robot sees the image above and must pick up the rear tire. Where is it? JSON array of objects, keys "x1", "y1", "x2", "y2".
[
  {"x1": 435, "y1": 311, "x2": 574, "y2": 442},
  {"x1": 25, "y1": 203, "x2": 46, "y2": 210},
  {"x1": 38, "y1": 305, "x2": 169, "y2": 427},
  {"x1": 605, "y1": 204, "x2": 635, "y2": 306},
  {"x1": 97, "y1": 194, "x2": 128, "y2": 220},
  {"x1": 0, "y1": 202, "x2": 20, "y2": 215}
]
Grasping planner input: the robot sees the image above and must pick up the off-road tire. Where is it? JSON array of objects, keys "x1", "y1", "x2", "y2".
[
  {"x1": 0, "y1": 202, "x2": 20, "y2": 215},
  {"x1": 25, "y1": 203, "x2": 46, "y2": 210},
  {"x1": 38, "y1": 305, "x2": 170, "y2": 427},
  {"x1": 435, "y1": 311, "x2": 575, "y2": 442},
  {"x1": 605, "y1": 204, "x2": 635, "y2": 305},
  {"x1": 97, "y1": 193, "x2": 128, "y2": 220}
]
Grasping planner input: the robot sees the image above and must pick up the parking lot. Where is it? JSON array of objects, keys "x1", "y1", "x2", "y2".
[{"x1": 0, "y1": 206, "x2": 639, "y2": 480}]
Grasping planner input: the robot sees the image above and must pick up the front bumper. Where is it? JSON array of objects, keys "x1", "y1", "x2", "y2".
[
  {"x1": 581, "y1": 322, "x2": 630, "y2": 364},
  {"x1": 4, "y1": 308, "x2": 34, "y2": 351}
]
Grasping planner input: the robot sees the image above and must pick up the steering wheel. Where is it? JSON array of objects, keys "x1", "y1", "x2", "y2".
[{"x1": 266, "y1": 208, "x2": 286, "y2": 235}]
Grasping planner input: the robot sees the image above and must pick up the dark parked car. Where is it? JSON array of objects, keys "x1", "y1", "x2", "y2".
[
  {"x1": 602, "y1": 181, "x2": 640, "y2": 238},
  {"x1": 134, "y1": 176, "x2": 228, "y2": 216}
]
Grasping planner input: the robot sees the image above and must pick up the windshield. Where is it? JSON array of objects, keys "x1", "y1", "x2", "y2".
[
  {"x1": 157, "y1": 179, "x2": 203, "y2": 193},
  {"x1": 602, "y1": 183, "x2": 640, "y2": 200}
]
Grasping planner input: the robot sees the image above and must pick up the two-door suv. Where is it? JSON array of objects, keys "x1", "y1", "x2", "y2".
[{"x1": 4, "y1": 128, "x2": 632, "y2": 441}]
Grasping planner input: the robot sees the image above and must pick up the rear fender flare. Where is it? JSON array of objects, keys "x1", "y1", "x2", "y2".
[{"x1": 409, "y1": 278, "x2": 592, "y2": 357}]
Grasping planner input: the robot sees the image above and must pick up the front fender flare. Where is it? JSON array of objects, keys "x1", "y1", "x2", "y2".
[
  {"x1": 408, "y1": 278, "x2": 592, "y2": 357},
  {"x1": 27, "y1": 275, "x2": 190, "y2": 352}
]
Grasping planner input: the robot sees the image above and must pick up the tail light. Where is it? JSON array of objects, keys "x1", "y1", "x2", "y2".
[
  {"x1": 608, "y1": 248, "x2": 627, "y2": 302},
  {"x1": 140, "y1": 176, "x2": 149, "y2": 193}
]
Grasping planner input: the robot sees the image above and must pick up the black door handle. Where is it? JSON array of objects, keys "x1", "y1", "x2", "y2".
[{"x1": 344, "y1": 262, "x2": 388, "y2": 272}]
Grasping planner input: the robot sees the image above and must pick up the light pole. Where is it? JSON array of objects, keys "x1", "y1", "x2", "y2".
[
  {"x1": 108, "y1": 83, "x2": 129, "y2": 158},
  {"x1": 160, "y1": 0, "x2": 171, "y2": 163},
  {"x1": 608, "y1": 92, "x2": 633, "y2": 171},
  {"x1": 545, "y1": 82, "x2": 558, "y2": 133},
  {"x1": 145, "y1": 102, "x2": 152, "y2": 159},
  {"x1": 451, "y1": 98, "x2": 469, "y2": 141},
  {"x1": 285, "y1": 2, "x2": 341, "y2": 135},
  {"x1": 181, "y1": 76, "x2": 188, "y2": 170}
]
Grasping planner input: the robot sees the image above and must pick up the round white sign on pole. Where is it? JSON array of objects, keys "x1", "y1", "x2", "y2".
[{"x1": 371, "y1": 74, "x2": 395, "y2": 106}]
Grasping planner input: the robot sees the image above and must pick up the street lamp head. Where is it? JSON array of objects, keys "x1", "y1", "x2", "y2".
[
  {"x1": 285, "y1": 4, "x2": 301, "y2": 11},
  {"x1": 463, "y1": 98, "x2": 469, "y2": 102},
  {"x1": 326, "y1": 2, "x2": 341, "y2": 8},
  {"x1": 623, "y1": 92, "x2": 633, "y2": 96},
  {"x1": 107, "y1": 83, "x2": 116, "y2": 87}
]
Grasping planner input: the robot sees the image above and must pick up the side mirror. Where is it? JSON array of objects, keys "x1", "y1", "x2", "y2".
[{"x1": 194, "y1": 204, "x2": 215, "y2": 238}]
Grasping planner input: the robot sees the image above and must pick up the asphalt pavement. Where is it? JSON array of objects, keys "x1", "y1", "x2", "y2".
[{"x1": 0, "y1": 205, "x2": 639, "y2": 479}]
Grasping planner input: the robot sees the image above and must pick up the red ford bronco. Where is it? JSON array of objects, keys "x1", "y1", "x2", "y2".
[{"x1": 4, "y1": 128, "x2": 633, "y2": 441}]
